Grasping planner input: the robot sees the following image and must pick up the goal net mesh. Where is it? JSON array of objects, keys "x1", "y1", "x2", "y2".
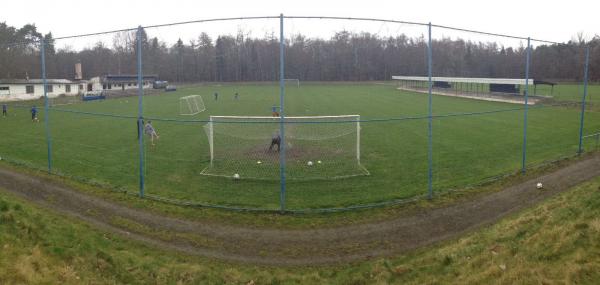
[
  {"x1": 49, "y1": 94, "x2": 81, "y2": 107},
  {"x1": 179, "y1": 95, "x2": 205, "y2": 115},
  {"x1": 201, "y1": 115, "x2": 368, "y2": 180}
]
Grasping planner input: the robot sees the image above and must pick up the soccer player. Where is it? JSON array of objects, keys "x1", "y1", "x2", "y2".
[
  {"x1": 144, "y1": 120, "x2": 160, "y2": 146},
  {"x1": 136, "y1": 118, "x2": 145, "y2": 140},
  {"x1": 269, "y1": 131, "x2": 281, "y2": 152},
  {"x1": 214, "y1": 92, "x2": 219, "y2": 101},
  {"x1": 2, "y1": 104, "x2": 6, "y2": 117},
  {"x1": 272, "y1": 105, "x2": 279, "y2": 117},
  {"x1": 31, "y1": 106, "x2": 39, "y2": 122}
]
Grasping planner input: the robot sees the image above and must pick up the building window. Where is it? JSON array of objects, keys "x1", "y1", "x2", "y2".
[
  {"x1": 79, "y1": 84, "x2": 83, "y2": 90},
  {"x1": 47, "y1": 85, "x2": 53, "y2": 93},
  {"x1": 108, "y1": 84, "x2": 112, "y2": 90},
  {"x1": 26, "y1": 85, "x2": 34, "y2": 94},
  {"x1": 0, "y1": 86, "x2": 9, "y2": 91},
  {"x1": 103, "y1": 84, "x2": 107, "y2": 90},
  {"x1": 128, "y1": 83, "x2": 132, "y2": 87},
  {"x1": 66, "y1": 85, "x2": 71, "y2": 93}
]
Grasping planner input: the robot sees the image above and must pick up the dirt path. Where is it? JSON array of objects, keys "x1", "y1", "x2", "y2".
[{"x1": 1, "y1": 155, "x2": 599, "y2": 266}]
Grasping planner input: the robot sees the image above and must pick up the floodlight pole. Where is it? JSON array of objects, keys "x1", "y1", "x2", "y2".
[
  {"x1": 137, "y1": 26, "x2": 145, "y2": 197},
  {"x1": 279, "y1": 14, "x2": 287, "y2": 212},
  {"x1": 578, "y1": 46, "x2": 590, "y2": 155},
  {"x1": 427, "y1": 22, "x2": 433, "y2": 199},
  {"x1": 521, "y1": 37, "x2": 531, "y2": 173},
  {"x1": 41, "y1": 37, "x2": 53, "y2": 173}
]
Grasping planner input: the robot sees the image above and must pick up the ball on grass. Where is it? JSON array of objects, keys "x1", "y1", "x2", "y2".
[
  {"x1": 536, "y1": 182, "x2": 543, "y2": 189},
  {"x1": 307, "y1": 161, "x2": 314, "y2": 166},
  {"x1": 257, "y1": 160, "x2": 262, "y2": 164},
  {"x1": 317, "y1": 160, "x2": 322, "y2": 164},
  {"x1": 233, "y1": 173, "x2": 240, "y2": 180}
]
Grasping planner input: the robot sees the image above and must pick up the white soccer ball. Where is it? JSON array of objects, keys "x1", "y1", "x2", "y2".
[
  {"x1": 307, "y1": 161, "x2": 314, "y2": 166},
  {"x1": 317, "y1": 160, "x2": 322, "y2": 164},
  {"x1": 536, "y1": 182, "x2": 543, "y2": 189},
  {"x1": 257, "y1": 161, "x2": 262, "y2": 164},
  {"x1": 233, "y1": 173, "x2": 240, "y2": 180}
]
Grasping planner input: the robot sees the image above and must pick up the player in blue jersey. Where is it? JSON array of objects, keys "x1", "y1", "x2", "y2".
[{"x1": 31, "y1": 106, "x2": 39, "y2": 122}]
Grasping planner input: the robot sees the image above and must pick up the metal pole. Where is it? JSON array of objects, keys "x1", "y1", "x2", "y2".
[
  {"x1": 137, "y1": 26, "x2": 145, "y2": 197},
  {"x1": 578, "y1": 46, "x2": 590, "y2": 154},
  {"x1": 41, "y1": 37, "x2": 52, "y2": 173},
  {"x1": 427, "y1": 22, "x2": 433, "y2": 199},
  {"x1": 279, "y1": 14, "x2": 287, "y2": 212},
  {"x1": 521, "y1": 37, "x2": 531, "y2": 173}
]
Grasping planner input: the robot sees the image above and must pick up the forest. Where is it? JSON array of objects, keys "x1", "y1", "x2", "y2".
[{"x1": 1, "y1": 22, "x2": 599, "y2": 82}]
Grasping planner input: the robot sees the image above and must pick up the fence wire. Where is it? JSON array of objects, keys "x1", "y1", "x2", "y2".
[{"x1": 0, "y1": 15, "x2": 596, "y2": 212}]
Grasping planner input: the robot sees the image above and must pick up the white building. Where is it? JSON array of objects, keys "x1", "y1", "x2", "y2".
[
  {"x1": 0, "y1": 79, "x2": 86, "y2": 102},
  {"x1": 0, "y1": 74, "x2": 159, "y2": 102},
  {"x1": 87, "y1": 74, "x2": 158, "y2": 92}
]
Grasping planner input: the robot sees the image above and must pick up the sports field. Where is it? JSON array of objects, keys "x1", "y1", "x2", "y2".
[{"x1": 1, "y1": 82, "x2": 599, "y2": 210}]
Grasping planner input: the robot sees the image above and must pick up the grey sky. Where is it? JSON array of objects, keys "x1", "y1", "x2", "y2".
[{"x1": 3, "y1": 0, "x2": 599, "y2": 47}]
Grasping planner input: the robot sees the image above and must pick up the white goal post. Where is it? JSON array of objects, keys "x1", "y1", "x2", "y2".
[
  {"x1": 202, "y1": 115, "x2": 367, "y2": 180},
  {"x1": 283, "y1": 79, "x2": 300, "y2": 88},
  {"x1": 179, "y1": 95, "x2": 205, "y2": 115}
]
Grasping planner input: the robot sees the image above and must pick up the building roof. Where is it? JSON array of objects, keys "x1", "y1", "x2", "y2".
[
  {"x1": 392, "y1": 76, "x2": 534, "y2": 86},
  {"x1": 0, "y1": 79, "x2": 75, "y2": 85},
  {"x1": 103, "y1": 74, "x2": 158, "y2": 82}
]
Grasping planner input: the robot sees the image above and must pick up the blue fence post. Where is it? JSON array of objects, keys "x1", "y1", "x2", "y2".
[
  {"x1": 578, "y1": 46, "x2": 591, "y2": 154},
  {"x1": 40, "y1": 37, "x2": 52, "y2": 173},
  {"x1": 427, "y1": 22, "x2": 433, "y2": 199},
  {"x1": 521, "y1": 37, "x2": 531, "y2": 173},
  {"x1": 137, "y1": 26, "x2": 145, "y2": 197},
  {"x1": 278, "y1": 14, "x2": 287, "y2": 212}
]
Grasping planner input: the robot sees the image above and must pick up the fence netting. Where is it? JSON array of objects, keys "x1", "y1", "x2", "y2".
[{"x1": 0, "y1": 16, "x2": 597, "y2": 212}]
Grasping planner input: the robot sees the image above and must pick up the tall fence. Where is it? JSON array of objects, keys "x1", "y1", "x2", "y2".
[{"x1": 0, "y1": 15, "x2": 597, "y2": 212}]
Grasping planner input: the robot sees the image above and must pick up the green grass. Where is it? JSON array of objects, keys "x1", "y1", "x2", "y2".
[
  {"x1": 1, "y1": 173, "x2": 599, "y2": 284},
  {"x1": 1, "y1": 82, "x2": 600, "y2": 210}
]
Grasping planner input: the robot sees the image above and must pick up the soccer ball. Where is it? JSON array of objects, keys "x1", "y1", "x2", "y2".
[
  {"x1": 536, "y1": 182, "x2": 543, "y2": 189},
  {"x1": 307, "y1": 161, "x2": 314, "y2": 166},
  {"x1": 257, "y1": 161, "x2": 262, "y2": 164},
  {"x1": 233, "y1": 173, "x2": 240, "y2": 180},
  {"x1": 317, "y1": 160, "x2": 322, "y2": 164}
]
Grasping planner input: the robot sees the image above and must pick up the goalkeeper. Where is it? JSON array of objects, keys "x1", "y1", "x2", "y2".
[
  {"x1": 269, "y1": 131, "x2": 281, "y2": 152},
  {"x1": 144, "y1": 120, "x2": 160, "y2": 146}
]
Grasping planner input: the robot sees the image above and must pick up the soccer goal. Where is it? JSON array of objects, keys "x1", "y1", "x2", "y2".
[
  {"x1": 179, "y1": 95, "x2": 205, "y2": 115},
  {"x1": 201, "y1": 115, "x2": 368, "y2": 180},
  {"x1": 284, "y1": 79, "x2": 300, "y2": 88},
  {"x1": 49, "y1": 94, "x2": 81, "y2": 107}
]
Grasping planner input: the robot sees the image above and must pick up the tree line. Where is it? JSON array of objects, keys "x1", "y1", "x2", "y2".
[{"x1": 1, "y1": 22, "x2": 599, "y2": 82}]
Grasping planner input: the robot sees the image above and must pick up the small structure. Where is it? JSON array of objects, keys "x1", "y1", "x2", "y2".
[{"x1": 87, "y1": 74, "x2": 158, "y2": 92}]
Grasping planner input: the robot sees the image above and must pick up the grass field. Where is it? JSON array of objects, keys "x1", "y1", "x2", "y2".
[
  {"x1": 1, "y1": 82, "x2": 600, "y2": 210},
  {"x1": 1, "y1": 175, "x2": 599, "y2": 284}
]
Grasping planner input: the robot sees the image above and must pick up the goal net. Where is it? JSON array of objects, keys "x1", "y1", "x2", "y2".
[
  {"x1": 284, "y1": 79, "x2": 300, "y2": 88},
  {"x1": 179, "y1": 95, "x2": 205, "y2": 115},
  {"x1": 201, "y1": 115, "x2": 368, "y2": 180},
  {"x1": 49, "y1": 94, "x2": 81, "y2": 107}
]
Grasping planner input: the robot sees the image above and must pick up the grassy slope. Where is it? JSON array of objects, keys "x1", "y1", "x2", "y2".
[
  {"x1": 1, "y1": 83, "x2": 600, "y2": 210},
  {"x1": 1, "y1": 177, "x2": 600, "y2": 284}
]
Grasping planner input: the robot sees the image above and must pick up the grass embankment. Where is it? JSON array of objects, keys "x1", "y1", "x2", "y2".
[{"x1": 1, "y1": 177, "x2": 599, "y2": 284}]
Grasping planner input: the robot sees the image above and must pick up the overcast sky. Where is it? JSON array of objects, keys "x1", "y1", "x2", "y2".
[{"x1": 3, "y1": 0, "x2": 598, "y2": 47}]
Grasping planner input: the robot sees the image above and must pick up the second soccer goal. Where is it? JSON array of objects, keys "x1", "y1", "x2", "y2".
[{"x1": 179, "y1": 95, "x2": 206, "y2": 115}]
